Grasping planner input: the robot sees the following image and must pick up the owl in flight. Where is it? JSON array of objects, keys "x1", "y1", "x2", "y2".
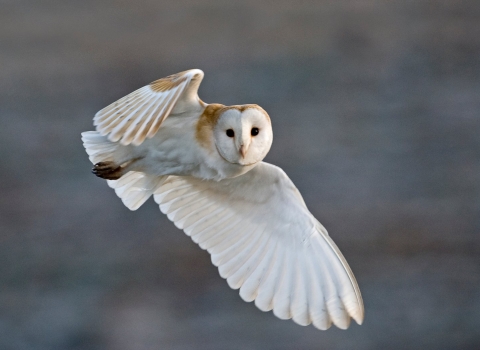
[{"x1": 81, "y1": 69, "x2": 364, "y2": 330}]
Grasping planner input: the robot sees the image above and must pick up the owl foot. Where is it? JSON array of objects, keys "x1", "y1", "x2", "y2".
[{"x1": 92, "y1": 161, "x2": 124, "y2": 180}]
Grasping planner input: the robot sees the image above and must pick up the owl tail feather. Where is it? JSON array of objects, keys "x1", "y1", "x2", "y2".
[
  {"x1": 81, "y1": 131, "x2": 166, "y2": 211},
  {"x1": 106, "y1": 171, "x2": 167, "y2": 211}
]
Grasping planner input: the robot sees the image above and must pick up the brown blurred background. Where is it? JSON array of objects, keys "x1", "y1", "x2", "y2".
[{"x1": 1, "y1": 1, "x2": 479, "y2": 349}]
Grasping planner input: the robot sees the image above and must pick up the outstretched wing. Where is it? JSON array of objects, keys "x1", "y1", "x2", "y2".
[
  {"x1": 93, "y1": 69, "x2": 205, "y2": 146},
  {"x1": 153, "y1": 162, "x2": 364, "y2": 330}
]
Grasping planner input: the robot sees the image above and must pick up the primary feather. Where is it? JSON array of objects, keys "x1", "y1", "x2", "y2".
[{"x1": 94, "y1": 69, "x2": 205, "y2": 146}]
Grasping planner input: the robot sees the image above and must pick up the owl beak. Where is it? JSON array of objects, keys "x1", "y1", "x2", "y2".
[
  {"x1": 239, "y1": 145, "x2": 246, "y2": 158},
  {"x1": 238, "y1": 132, "x2": 251, "y2": 159},
  {"x1": 238, "y1": 141, "x2": 250, "y2": 158}
]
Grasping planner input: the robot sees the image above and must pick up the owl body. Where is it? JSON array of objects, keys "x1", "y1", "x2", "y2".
[
  {"x1": 81, "y1": 69, "x2": 364, "y2": 330},
  {"x1": 97, "y1": 105, "x2": 261, "y2": 181}
]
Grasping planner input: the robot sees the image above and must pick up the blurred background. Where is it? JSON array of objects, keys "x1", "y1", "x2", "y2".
[{"x1": 1, "y1": 0, "x2": 479, "y2": 349}]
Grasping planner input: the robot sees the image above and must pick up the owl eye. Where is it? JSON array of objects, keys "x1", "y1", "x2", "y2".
[
  {"x1": 251, "y1": 127, "x2": 259, "y2": 136},
  {"x1": 226, "y1": 129, "x2": 235, "y2": 137}
]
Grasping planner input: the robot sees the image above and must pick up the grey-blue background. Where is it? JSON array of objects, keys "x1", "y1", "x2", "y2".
[{"x1": 1, "y1": 1, "x2": 479, "y2": 349}]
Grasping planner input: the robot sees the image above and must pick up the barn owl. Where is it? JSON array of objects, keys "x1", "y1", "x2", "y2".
[{"x1": 81, "y1": 69, "x2": 364, "y2": 330}]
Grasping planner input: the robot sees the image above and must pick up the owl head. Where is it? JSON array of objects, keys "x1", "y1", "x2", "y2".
[{"x1": 200, "y1": 104, "x2": 273, "y2": 166}]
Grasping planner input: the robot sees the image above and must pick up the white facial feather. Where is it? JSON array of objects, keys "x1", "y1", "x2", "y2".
[
  {"x1": 214, "y1": 107, "x2": 272, "y2": 166},
  {"x1": 82, "y1": 69, "x2": 364, "y2": 331}
]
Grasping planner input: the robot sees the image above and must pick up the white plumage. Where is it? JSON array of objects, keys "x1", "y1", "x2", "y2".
[{"x1": 81, "y1": 69, "x2": 364, "y2": 330}]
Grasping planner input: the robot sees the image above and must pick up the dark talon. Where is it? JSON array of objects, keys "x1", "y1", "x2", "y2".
[{"x1": 92, "y1": 161, "x2": 123, "y2": 180}]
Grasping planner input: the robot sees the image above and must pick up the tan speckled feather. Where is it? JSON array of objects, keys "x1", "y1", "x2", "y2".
[{"x1": 93, "y1": 69, "x2": 205, "y2": 146}]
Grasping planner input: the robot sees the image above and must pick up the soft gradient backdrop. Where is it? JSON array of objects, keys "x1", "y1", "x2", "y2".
[{"x1": 1, "y1": 1, "x2": 479, "y2": 349}]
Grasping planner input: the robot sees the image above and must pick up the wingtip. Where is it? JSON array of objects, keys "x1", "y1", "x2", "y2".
[{"x1": 352, "y1": 311, "x2": 365, "y2": 325}]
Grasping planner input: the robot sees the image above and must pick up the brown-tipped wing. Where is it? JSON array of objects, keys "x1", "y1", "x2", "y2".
[{"x1": 93, "y1": 69, "x2": 204, "y2": 146}]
